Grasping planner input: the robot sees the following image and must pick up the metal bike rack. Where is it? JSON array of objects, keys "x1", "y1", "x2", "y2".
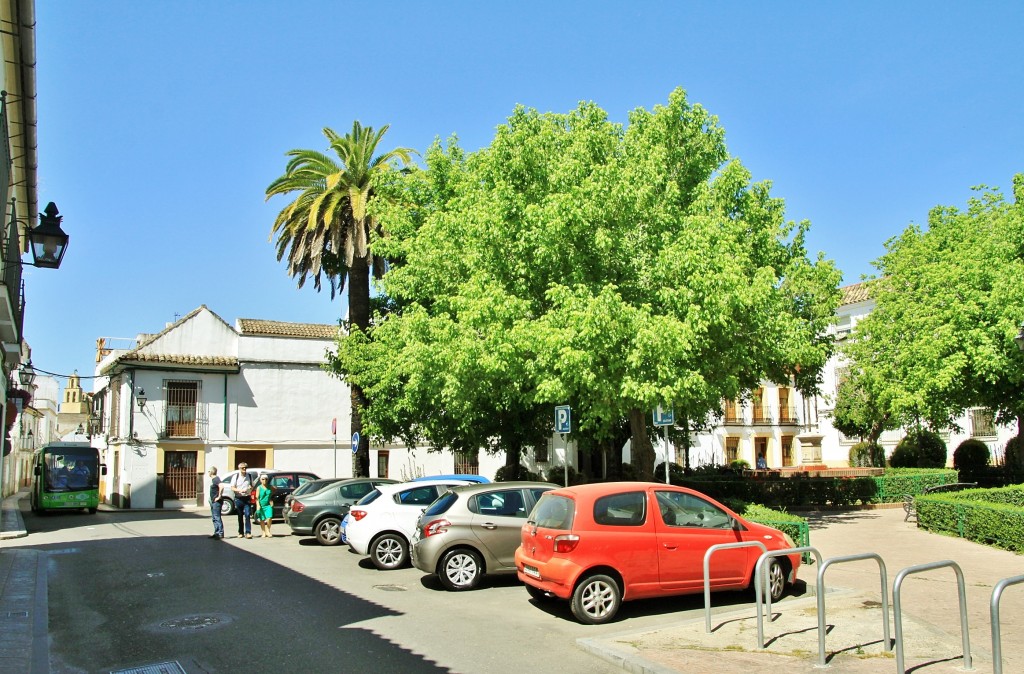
[
  {"x1": 702, "y1": 541, "x2": 768, "y2": 633},
  {"x1": 815, "y1": 553, "x2": 891, "y2": 667},
  {"x1": 991, "y1": 574, "x2": 1024, "y2": 674},
  {"x1": 892, "y1": 560, "x2": 972, "y2": 673},
  {"x1": 753, "y1": 546, "x2": 822, "y2": 650}
]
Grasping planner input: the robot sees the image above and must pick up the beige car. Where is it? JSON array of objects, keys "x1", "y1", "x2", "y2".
[{"x1": 411, "y1": 481, "x2": 555, "y2": 591}]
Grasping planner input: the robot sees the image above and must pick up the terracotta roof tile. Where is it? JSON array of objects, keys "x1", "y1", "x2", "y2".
[
  {"x1": 237, "y1": 319, "x2": 340, "y2": 340},
  {"x1": 840, "y1": 281, "x2": 872, "y2": 306},
  {"x1": 118, "y1": 354, "x2": 239, "y2": 368}
]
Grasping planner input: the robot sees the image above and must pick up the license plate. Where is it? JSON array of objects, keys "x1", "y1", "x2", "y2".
[{"x1": 523, "y1": 565, "x2": 540, "y2": 579}]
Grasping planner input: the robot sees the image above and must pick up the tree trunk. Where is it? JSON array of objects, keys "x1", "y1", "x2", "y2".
[
  {"x1": 349, "y1": 256, "x2": 371, "y2": 477},
  {"x1": 629, "y1": 408, "x2": 655, "y2": 480}
]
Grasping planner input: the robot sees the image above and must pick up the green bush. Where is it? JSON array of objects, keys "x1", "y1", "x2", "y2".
[
  {"x1": 890, "y1": 429, "x2": 947, "y2": 468},
  {"x1": 916, "y1": 485, "x2": 1024, "y2": 552},
  {"x1": 544, "y1": 465, "x2": 586, "y2": 487},
  {"x1": 730, "y1": 459, "x2": 751, "y2": 471},
  {"x1": 1004, "y1": 435, "x2": 1024, "y2": 485},
  {"x1": 849, "y1": 441, "x2": 886, "y2": 468},
  {"x1": 654, "y1": 462, "x2": 687, "y2": 483},
  {"x1": 493, "y1": 464, "x2": 542, "y2": 482},
  {"x1": 952, "y1": 438, "x2": 990, "y2": 482}
]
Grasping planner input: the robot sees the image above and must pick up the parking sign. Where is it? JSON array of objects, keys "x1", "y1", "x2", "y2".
[{"x1": 555, "y1": 405, "x2": 572, "y2": 434}]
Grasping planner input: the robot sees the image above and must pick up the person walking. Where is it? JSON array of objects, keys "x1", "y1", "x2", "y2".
[
  {"x1": 231, "y1": 462, "x2": 253, "y2": 539},
  {"x1": 255, "y1": 474, "x2": 275, "y2": 538},
  {"x1": 208, "y1": 466, "x2": 224, "y2": 539}
]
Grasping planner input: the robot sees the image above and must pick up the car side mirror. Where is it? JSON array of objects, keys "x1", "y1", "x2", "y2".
[{"x1": 101, "y1": 464, "x2": 108, "y2": 476}]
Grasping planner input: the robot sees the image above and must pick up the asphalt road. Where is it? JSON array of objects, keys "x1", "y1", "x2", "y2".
[{"x1": 8, "y1": 507, "x2": 758, "y2": 674}]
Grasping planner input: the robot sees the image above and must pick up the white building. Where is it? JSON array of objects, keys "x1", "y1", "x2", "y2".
[
  {"x1": 689, "y1": 282, "x2": 1018, "y2": 470},
  {"x1": 91, "y1": 306, "x2": 508, "y2": 509}
]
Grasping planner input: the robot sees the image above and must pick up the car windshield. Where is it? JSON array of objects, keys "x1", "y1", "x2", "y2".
[
  {"x1": 530, "y1": 494, "x2": 574, "y2": 529},
  {"x1": 423, "y1": 490, "x2": 459, "y2": 516},
  {"x1": 355, "y1": 489, "x2": 383, "y2": 506}
]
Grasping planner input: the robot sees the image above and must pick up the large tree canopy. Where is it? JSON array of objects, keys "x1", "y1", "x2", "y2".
[
  {"x1": 839, "y1": 174, "x2": 1024, "y2": 436},
  {"x1": 331, "y1": 89, "x2": 841, "y2": 479}
]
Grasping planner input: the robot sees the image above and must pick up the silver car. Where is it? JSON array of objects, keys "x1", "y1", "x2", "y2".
[{"x1": 411, "y1": 481, "x2": 555, "y2": 591}]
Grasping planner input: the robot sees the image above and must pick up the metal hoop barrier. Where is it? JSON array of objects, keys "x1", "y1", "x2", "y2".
[
  {"x1": 892, "y1": 560, "x2": 972, "y2": 674},
  {"x1": 754, "y1": 546, "x2": 822, "y2": 650},
  {"x1": 991, "y1": 574, "x2": 1024, "y2": 674},
  {"x1": 702, "y1": 541, "x2": 768, "y2": 633},
  {"x1": 815, "y1": 553, "x2": 891, "y2": 668}
]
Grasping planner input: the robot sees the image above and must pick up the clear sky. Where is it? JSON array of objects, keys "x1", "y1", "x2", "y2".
[{"x1": 24, "y1": 1, "x2": 1024, "y2": 387}]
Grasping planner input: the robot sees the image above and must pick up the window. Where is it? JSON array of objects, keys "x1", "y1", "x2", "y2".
[
  {"x1": 778, "y1": 388, "x2": 796, "y2": 423},
  {"x1": 593, "y1": 491, "x2": 646, "y2": 526},
  {"x1": 535, "y1": 440, "x2": 550, "y2": 463},
  {"x1": 531, "y1": 494, "x2": 574, "y2": 529},
  {"x1": 752, "y1": 388, "x2": 766, "y2": 423},
  {"x1": 397, "y1": 485, "x2": 441, "y2": 506},
  {"x1": 110, "y1": 377, "x2": 122, "y2": 439},
  {"x1": 164, "y1": 380, "x2": 201, "y2": 438},
  {"x1": 781, "y1": 436, "x2": 794, "y2": 466},
  {"x1": 655, "y1": 490, "x2": 733, "y2": 529},
  {"x1": 971, "y1": 408, "x2": 996, "y2": 438},
  {"x1": 340, "y1": 482, "x2": 373, "y2": 500},
  {"x1": 723, "y1": 399, "x2": 741, "y2": 424},
  {"x1": 454, "y1": 449, "x2": 479, "y2": 474},
  {"x1": 377, "y1": 451, "x2": 389, "y2": 478},
  {"x1": 474, "y1": 489, "x2": 527, "y2": 518},
  {"x1": 725, "y1": 437, "x2": 739, "y2": 463}
]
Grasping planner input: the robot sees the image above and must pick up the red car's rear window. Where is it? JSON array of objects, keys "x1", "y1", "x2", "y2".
[{"x1": 530, "y1": 494, "x2": 574, "y2": 529}]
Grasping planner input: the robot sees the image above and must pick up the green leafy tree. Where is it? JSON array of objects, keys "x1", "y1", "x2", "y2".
[
  {"x1": 831, "y1": 364, "x2": 898, "y2": 446},
  {"x1": 842, "y1": 175, "x2": 1024, "y2": 438},
  {"x1": 266, "y1": 122, "x2": 413, "y2": 476},
  {"x1": 332, "y1": 90, "x2": 840, "y2": 480}
]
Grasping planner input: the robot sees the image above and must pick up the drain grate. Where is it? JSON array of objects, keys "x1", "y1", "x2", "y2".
[
  {"x1": 373, "y1": 584, "x2": 408, "y2": 592},
  {"x1": 160, "y1": 615, "x2": 223, "y2": 630},
  {"x1": 111, "y1": 662, "x2": 187, "y2": 674},
  {"x1": 6, "y1": 611, "x2": 29, "y2": 618}
]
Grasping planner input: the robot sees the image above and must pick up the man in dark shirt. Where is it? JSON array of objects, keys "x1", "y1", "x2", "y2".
[{"x1": 208, "y1": 467, "x2": 224, "y2": 539}]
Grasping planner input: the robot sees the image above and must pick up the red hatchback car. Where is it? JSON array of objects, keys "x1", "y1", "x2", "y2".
[{"x1": 515, "y1": 482, "x2": 801, "y2": 624}]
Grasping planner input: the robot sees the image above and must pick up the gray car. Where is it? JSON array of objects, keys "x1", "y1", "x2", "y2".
[
  {"x1": 411, "y1": 481, "x2": 555, "y2": 591},
  {"x1": 285, "y1": 477, "x2": 397, "y2": 545}
]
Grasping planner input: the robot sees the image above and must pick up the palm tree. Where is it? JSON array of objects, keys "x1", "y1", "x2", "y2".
[{"x1": 266, "y1": 122, "x2": 413, "y2": 476}]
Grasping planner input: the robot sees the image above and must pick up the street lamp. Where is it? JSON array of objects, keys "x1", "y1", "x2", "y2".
[
  {"x1": 1016, "y1": 321, "x2": 1024, "y2": 352},
  {"x1": 18, "y1": 359, "x2": 35, "y2": 387},
  {"x1": 26, "y1": 202, "x2": 69, "y2": 269},
  {"x1": 136, "y1": 388, "x2": 147, "y2": 410}
]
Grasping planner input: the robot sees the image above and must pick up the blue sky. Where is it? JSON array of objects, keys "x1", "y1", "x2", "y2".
[{"x1": 25, "y1": 1, "x2": 1024, "y2": 385}]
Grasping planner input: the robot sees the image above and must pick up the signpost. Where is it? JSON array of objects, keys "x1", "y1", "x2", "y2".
[
  {"x1": 654, "y1": 406, "x2": 675, "y2": 484},
  {"x1": 332, "y1": 418, "x2": 337, "y2": 478},
  {"x1": 555, "y1": 406, "x2": 572, "y2": 486}
]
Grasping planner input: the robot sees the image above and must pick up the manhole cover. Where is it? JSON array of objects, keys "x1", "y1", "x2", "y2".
[
  {"x1": 373, "y1": 584, "x2": 408, "y2": 592},
  {"x1": 150, "y1": 613, "x2": 233, "y2": 632},
  {"x1": 111, "y1": 662, "x2": 187, "y2": 674}
]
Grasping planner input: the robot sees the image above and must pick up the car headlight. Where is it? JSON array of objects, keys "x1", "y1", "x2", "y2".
[{"x1": 782, "y1": 532, "x2": 797, "y2": 548}]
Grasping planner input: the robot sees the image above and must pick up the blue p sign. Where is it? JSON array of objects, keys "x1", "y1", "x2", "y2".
[{"x1": 555, "y1": 405, "x2": 572, "y2": 434}]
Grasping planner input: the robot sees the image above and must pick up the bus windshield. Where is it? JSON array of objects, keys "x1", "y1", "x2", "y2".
[{"x1": 44, "y1": 450, "x2": 100, "y2": 492}]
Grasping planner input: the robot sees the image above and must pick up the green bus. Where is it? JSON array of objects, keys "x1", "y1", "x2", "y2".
[{"x1": 30, "y1": 442, "x2": 106, "y2": 514}]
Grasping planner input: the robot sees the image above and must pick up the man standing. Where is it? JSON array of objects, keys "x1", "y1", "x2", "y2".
[
  {"x1": 208, "y1": 467, "x2": 224, "y2": 539},
  {"x1": 231, "y1": 462, "x2": 253, "y2": 539}
]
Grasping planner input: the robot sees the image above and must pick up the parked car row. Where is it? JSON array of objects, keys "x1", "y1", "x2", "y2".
[{"x1": 282, "y1": 476, "x2": 803, "y2": 625}]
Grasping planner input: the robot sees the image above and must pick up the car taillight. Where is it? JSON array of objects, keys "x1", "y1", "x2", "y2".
[
  {"x1": 350, "y1": 509, "x2": 368, "y2": 521},
  {"x1": 553, "y1": 534, "x2": 579, "y2": 553},
  {"x1": 290, "y1": 501, "x2": 305, "y2": 513},
  {"x1": 423, "y1": 518, "x2": 451, "y2": 537}
]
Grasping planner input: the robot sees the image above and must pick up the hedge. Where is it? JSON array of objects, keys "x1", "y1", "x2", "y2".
[
  {"x1": 735, "y1": 503, "x2": 811, "y2": 562},
  {"x1": 679, "y1": 468, "x2": 959, "y2": 508},
  {"x1": 916, "y1": 486, "x2": 1024, "y2": 552}
]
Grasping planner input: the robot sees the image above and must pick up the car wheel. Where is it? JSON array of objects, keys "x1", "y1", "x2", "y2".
[
  {"x1": 220, "y1": 499, "x2": 235, "y2": 516},
  {"x1": 765, "y1": 558, "x2": 786, "y2": 602},
  {"x1": 370, "y1": 533, "x2": 408, "y2": 570},
  {"x1": 570, "y1": 574, "x2": 621, "y2": 625},
  {"x1": 525, "y1": 584, "x2": 553, "y2": 602},
  {"x1": 315, "y1": 517, "x2": 342, "y2": 546},
  {"x1": 438, "y1": 548, "x2": 483, "y2": 591},
  {"x1": 88, "y1": 507, "x2": 97, "y2": 514}
]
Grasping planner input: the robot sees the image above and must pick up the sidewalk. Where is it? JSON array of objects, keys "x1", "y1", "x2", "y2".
[
  {"x1": 0, "y1": 488, "x2": 46, "y2": 674},
  {"x1": 582, "y1": 506, "x2": 1024, "y2": 673}
]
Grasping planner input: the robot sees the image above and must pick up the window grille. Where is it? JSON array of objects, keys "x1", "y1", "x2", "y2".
[
  {"x1": 454, "y1": 449, "x2": 479, "y2": 475},
  {"x1": 110, "y1": 377, "x2": 121, "y2": 438},
  {"x1": 162, "y1": 380, "x2": 206, "y2": 439},
  {"x1": 971, "y1": 408, "x2": 996, "y2": 438},
  {"x1": 535, "y1": 440, "x2": 550, "y2": 463},
  {"x1": 725, "y1": 437, "x2": 739, "y2": 463}
]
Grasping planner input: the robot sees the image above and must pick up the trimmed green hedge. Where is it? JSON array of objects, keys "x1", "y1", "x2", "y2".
[
  {"x1": 734, "y1": 503, "x2": 811, "y2": 562},
  {"x1": 917, "y1": 486, "x2": 1024, "y2": 552},
  {"x1": 679, "y1": 468, "x2": 959, "y2": 508}
]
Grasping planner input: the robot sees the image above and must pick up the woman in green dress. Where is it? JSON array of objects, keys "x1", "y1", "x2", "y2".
[{"x1": 255, "y1": 474, "x2": 275, "y2": 538}]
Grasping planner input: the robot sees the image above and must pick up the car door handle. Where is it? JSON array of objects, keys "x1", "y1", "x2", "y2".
[
  {"x1": 481, "y1": 523, "x2": 498, "y2": 530},
  {"x1": 662, "y1": 543, "x2": 677, "y2": 550}
]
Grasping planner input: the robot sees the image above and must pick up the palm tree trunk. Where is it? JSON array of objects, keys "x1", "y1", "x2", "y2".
[{"x1": 349, "y1": 256, "x2": 371, "y2": 477}]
